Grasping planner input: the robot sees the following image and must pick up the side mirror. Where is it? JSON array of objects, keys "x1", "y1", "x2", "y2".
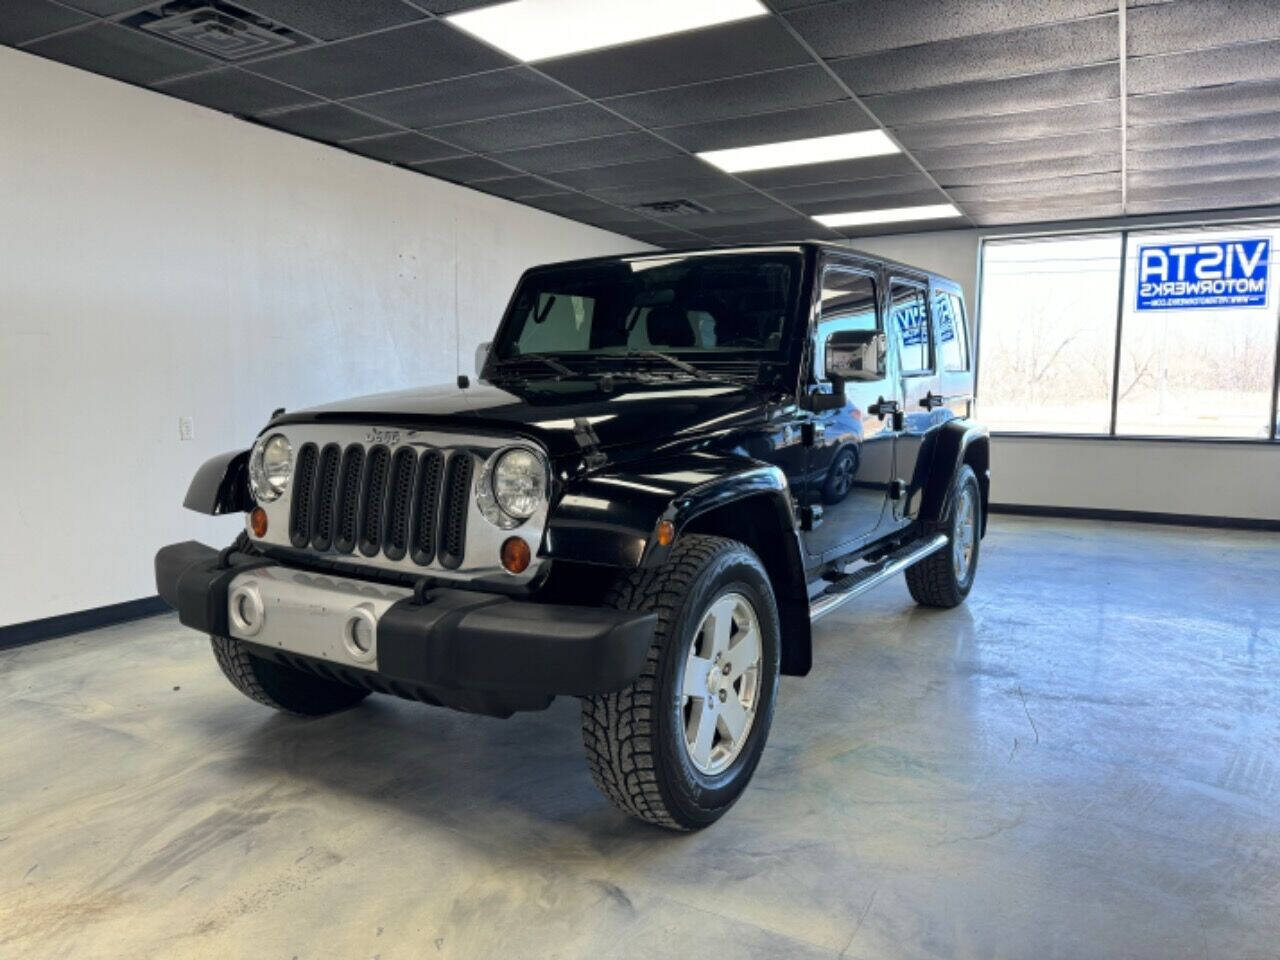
[
  {"x1": 825, "y1": 329, "x2": 885, "y2": 382},
  {"x1": 474, "y1": 341, "x2": 492, "y2": 378}
]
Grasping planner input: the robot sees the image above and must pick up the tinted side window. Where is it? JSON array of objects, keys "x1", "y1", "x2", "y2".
[
  {"x1": 890, "y1": 282, "x2": 931, "y2": 374},
  {"x1": 934, "y1": 290, "x2": 970, "y2": 372},
  {"x1": 816, "y1": 269, "x2": 879, "y2": 380}
]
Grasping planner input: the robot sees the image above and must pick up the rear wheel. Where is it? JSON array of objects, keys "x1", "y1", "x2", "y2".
[
  {"x1": 905, "y1": 463, "x2": 981, "y2": 608},
  {"x1": 580, "y1": 535, "x2": 781, "y2": 831},
  {"x1": 211, "y1": 635, "x2": 369, "y2": 716}
]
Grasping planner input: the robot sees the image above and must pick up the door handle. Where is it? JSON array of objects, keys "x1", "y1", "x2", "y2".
[
  {"x1": 868, "y1": 397, "x2": 900, "y2": 419},
  {"x1": 919, "y1": 391, "x2": 944, "y2": 409}
]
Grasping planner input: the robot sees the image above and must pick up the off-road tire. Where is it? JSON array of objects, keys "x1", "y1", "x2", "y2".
[
  {"x1": 580, "y1": 535, "x2": 781, "y2": 831},
  {"x1": 905, "y1": 463, "x2": 981, "y2": 608},
  {"x1": 211, "y1": 635, "x2": 369, "y2": 716}
]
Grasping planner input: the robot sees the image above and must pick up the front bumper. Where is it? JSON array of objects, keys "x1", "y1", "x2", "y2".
[{"x1": 155, "y1": 541, "x2": 655, "y2": 701}]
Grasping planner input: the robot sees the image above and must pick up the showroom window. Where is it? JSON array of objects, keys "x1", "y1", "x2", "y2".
[{"x1": 978, "y1": 224, "x2": 1280, "y2": 440}]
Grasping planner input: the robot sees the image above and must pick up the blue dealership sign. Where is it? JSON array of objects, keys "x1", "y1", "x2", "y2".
[{"x1": 1136, "y1": 238, "x2": 1271, "y2": 310}]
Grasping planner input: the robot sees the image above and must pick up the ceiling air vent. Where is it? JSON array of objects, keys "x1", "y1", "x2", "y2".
[
  {"x1": 126, "y1": 2, "x2": 310, "y2": 60},
  {"x1": 631, "y1": 199, "x2": 713, "y2": 217}
]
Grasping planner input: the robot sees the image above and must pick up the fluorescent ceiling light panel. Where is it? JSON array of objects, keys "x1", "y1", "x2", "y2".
[
  {"x1": 814, "y1": 203, "x2": 963, "y2": 228},
  {"x1": 447, "y1": 0, "x2": 768, "y2": 62},
  {"x1": 697, "y1": 130, "x2": 899, "y2": 173}
]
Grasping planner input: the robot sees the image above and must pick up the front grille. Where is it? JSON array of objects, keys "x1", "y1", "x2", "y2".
[{"x1": 287, "y1": 442, "x2": 474, "y2": 569}]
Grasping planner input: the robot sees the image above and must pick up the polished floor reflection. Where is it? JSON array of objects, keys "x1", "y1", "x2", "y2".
[{"x1": 1, "y1": 517, "x2": 1277, "y2": 959}]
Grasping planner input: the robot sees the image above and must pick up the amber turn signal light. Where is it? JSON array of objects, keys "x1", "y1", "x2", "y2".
[
  {"x1": 501, "y1": 536, "x2": 531, "y2": 574},
  {"x1": 249, "y1": 507, "x2": 268, "y2": 537},
  {"x1": 655, "y1": 519, "x2": 675, "y2": 547}
]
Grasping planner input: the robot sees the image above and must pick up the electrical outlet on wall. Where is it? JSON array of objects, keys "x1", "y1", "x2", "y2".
[{"x1": 178, "y1": 416, "x2": 195, "y2": 441}]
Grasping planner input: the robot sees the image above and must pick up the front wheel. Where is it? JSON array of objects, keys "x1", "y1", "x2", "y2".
[
  {"x1": 580, "y1": 535, "x2": 781, "y2": 831},
  {"x1": 905, "y1": 463, "x2": 981, "y2": 608}
]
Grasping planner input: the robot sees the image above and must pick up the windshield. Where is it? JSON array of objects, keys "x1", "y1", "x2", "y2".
[{"x1": 493, "y1": 252, "x2": 803, "y2": 363}]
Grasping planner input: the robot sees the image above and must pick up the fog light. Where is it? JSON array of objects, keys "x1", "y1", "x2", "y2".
[
  {"x1": 250, "y1": 507, "x2": 268, "y2": 537},
  {"x1": 228, "y1": 582, "x2": 264, "y2": 636},
  {"x1": 342, "y1": 604, "x2": 377, "y2": 663},
  {"x1": 501, "y1": 537, "x2": 531, "y2": 574}
]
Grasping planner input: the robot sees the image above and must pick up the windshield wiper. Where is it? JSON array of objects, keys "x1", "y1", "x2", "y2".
[
  {"x1": 496, "y1": 353, "x2": 575, "y2": 377},
  {"x1": 621, "y1": 349, "x2": 704, "y2": 378}
]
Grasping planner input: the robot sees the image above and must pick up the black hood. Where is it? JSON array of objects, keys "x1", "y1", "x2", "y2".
[{"x1": 274, "y1": 377, "x2": 767, "y2": 461}]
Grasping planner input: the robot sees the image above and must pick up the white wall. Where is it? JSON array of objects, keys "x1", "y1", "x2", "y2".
[
  {"x1": 0, "y1": 47, "x2": 645, "y2": 626},
  {"x1": 850, "y1": 228, "x2": 1280, "y2": 523}
]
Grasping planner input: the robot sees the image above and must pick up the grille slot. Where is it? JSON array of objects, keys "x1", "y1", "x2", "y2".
[
  {"x1": 333, "y1": 445, "x2": 365, "y2": 554},
  {"x1": 289, "y1": 443, "x2": 318, "y2": 548},
  {"x1": 410, "y1": 449, "x2": 444, "y2": 566},
  {"x1": 358, "y1": 446, "x2": 391, "y2": 557},
  {"x1": 383, "y1": 447, "x2": 417, "y2": 561},
  {"x1": 310, "y1": 443, "x2": 342, "y2": 550},
  {"x1": 439, "y1": 452, "x2": 473, "y2": 570}
]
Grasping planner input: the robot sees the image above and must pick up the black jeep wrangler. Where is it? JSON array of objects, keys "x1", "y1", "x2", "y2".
[{"x1": 156, "y1": 242, "x2": 988, "y2": 831}]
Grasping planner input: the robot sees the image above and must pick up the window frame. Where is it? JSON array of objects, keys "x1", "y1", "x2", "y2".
[
  {"x1": 888, "y1": 276, "x2": 935, "y2": 378},
  {"x1": 814, "y1": 265, "x2": 883, "y2": 386},
  {"x1": 934, "y1": 287, "x2": 970, "y2": 373},
  {"x1": 977, "y1": 220, "x2": 1280, "y2": 443}
]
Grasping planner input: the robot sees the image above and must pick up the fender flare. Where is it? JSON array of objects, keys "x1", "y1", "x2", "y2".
[
  {"x1": 916, "y1": 420, "x2": 990, "y2": 535},
  {"x1": 183, "y1": 449, "x2": 251, "y2": 515}
]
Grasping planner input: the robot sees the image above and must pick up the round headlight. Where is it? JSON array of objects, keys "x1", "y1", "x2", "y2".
[
  {"x1": 249, "y1": 433, "x2": 292, "y2": 502},
  {"x1": 493, "y1": 448, "x2": 546, "y2": 519}
]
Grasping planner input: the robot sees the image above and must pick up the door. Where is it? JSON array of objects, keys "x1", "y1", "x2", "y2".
[
  {"x1": 888, "y1": 278, "x2": 939, "y2": 521},
  {"x1": 802, "y1": 266, "x2": 897, "y2": 561}
]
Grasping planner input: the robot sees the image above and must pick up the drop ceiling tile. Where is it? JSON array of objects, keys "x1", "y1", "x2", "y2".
[
  {"x1": 153, "y1": 68, "x2": 319, "y2": 115},
  {"x1": 1127, "y1": 109, "x2": 1280, "y2": 149},
  {"x1": 260, "y1": 102, "x2": 398, "y2": 140},
  {"x1": 1127, "y1": 80, "x2": 1280, "y2": 125},
  {"x1": 490, "y1": 132, "x2": 682, "y2": 175},
  {"x1": 690, "y1": 191, "x2": 795, "y2": 215},
  {"x1": 1129, "y1": 137, "x2": 1280, "y2": 170},
  {"x1": 537, "y1": 18, "x2": 811, "y2": 99},
  {"x1": 1129, "y1": 160, "x2": 1280, "y2": 189},
  {"x1": 769, "y1": 172, "x2": 939, "y2": 206},
  {"x1": 656, "y1": 101, "x2": 875, "y2": 152},
  {"x1": 25, "y1": 21, "x2": 217, "y2": 85},
  {"x1": 601, "y1": 64, "x2": 845, "y2": 129},
  {"x1": 862, "y1": 63, "x2": 1118, "y2": 125},
  {"x1": 2, "y1": 0, "x2": 91, "y2": 46},
  {"x1": 656, "y1": 203, "x2": 811, "y2": 230},
  {"x1": 615, "y1": 227, "x2": 705, "y2": 248},
  {"x1": 1128, "y1": 40, "x2": 1280, "y2": 96},
  {"x1": 893, "y1": 99, "x2": 1120, "y2": 149},
  {"x1": 737, "y1": 154, "x2": 919, "y2": 189},
  {"x1": 698, "y1": 219, "x2": 842, "y2": 242},
  {"x1": 412, "y1": 154, "x2": 520, "y2": 182},
  {"x1": 550, "y1": 156, "x2": 722, "y2": 192},
  {"x1": 520, "y1": 193, "x2": 635, "y2": 220},
  {"x1": 345, "y1": 132, "x2": 466, "y2": 164},
  {"x1": 784, "y1": 0, "x2": 1115, "y2": 59},
  {"x1": 913, "y1": 130, "x2": 1120, "y2": 169},
  {"x1": 474, "y1": 175, "x2": 569, "y2": 199},
  {"x1": 231, "y1": 0, "x2": 425, "y2": 41},
  {"x1": 948, "y1": 171, "x2": 1120, "y2": 202},
  {"x1": 416, "y1": 0, "x2": 511, "y2": 11},
  {"x1": 586, "y1": 173, "x2": 751, "y2": 206},
  {"x1": 1126, "y1": 192, "x2": 1280, "y2": 216},
  {"x1": 429, "y1": 103, "x2": 635, "y2": 153},
  {"x1": 347, "y1": 67, "x2": 578, "y2": 129},
  {"x1": 1127, "y1": 0, "x2": 1280, "y2": 57},
  {"x1": 932, "y1": 152, "x2": 1121, "y2": 186},
  {"x1": 247, "y1": 21, "x2": 512, "y2": 99},
  {"x1": 969, "y1": 201, "x2": 1123, "y2": 226},
  {"x1": 805, "y1": 189, "x2": 953, "y2": 218},
  {"x1": 833, "y1": 15, "x2": 1116, "y2": 96},
  {"x1": 57, "y1": 0, "x2": 138, "y2": 13},
  {"x1": 1128, "y1": 179, "x2": 1280, "y2": 205}
]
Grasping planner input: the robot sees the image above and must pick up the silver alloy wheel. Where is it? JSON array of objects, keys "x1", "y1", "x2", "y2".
[
  {"x1": 953, "y1": 485, "x2": 977, "y2": 582},
  {"x1": 678, "y1": 592, "x2": 763, "y2": 776}
]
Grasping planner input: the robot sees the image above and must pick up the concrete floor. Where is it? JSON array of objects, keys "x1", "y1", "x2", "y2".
[{"x1": 1, "y1": 517, "x2": 1277, "y2": 960}]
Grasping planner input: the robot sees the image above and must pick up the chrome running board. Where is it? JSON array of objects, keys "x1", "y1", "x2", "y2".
[{"x1": 809, "y1": 533, "x2": 949, "y2": 622}]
